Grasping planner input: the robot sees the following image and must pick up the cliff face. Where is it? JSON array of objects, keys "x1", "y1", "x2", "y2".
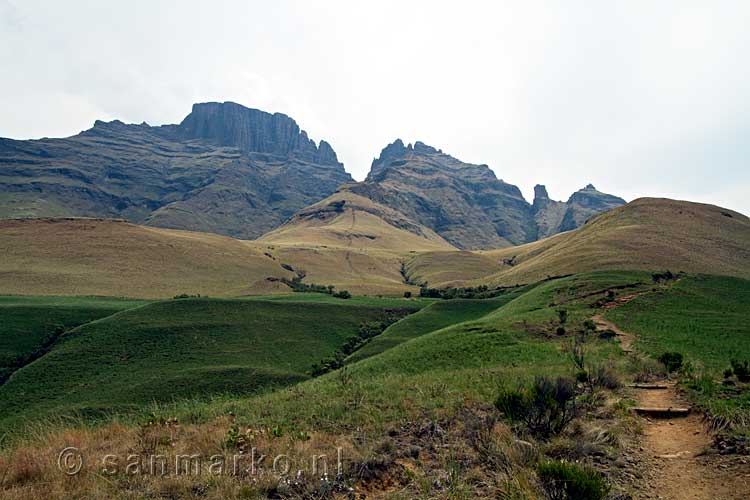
[
  {"x1": 174, "y1": 102, "x2": 340, "y2": 165},
  {"x1": 0, "y1": 102, "x2": 351, "y2": 239},
  {"x1": 348, "y1": 141, "x2": 625, "y2": 249}
]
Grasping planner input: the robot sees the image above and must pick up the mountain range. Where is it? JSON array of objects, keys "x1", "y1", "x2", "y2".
[{"x1": 0, "y1": 101, "x2": 624, "y2": 248}]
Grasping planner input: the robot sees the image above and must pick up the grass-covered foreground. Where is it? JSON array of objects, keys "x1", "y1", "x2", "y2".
[
  {"x1": 1, "y1": 271, "x2": 748, "y2": 499},
  {"x1": 0, "y1": 271, "x2": 653, "y2": 499}
]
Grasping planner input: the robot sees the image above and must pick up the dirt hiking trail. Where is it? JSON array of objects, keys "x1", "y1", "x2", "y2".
[{"x1": 593, "y1": 307, "x2": 750, "y2": 499}]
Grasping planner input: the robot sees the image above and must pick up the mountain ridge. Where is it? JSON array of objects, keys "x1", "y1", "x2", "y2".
[
  {"x1": 0, "y1": 102, "x2": 351, "y2": 239},
  {"x1": 342, "y1": 138, "x2": 625, "y2": 249},
  {"x1": 0, "y1": 104, "x2": 624, "y2": 247}
]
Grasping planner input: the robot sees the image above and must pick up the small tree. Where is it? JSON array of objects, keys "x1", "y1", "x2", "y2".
[
  {"x1": 403, "y1": 291, "x2": 412, "y2": 298},
  {"x1": 557, "y1": 309, "x2": 568, "y2": 325}
]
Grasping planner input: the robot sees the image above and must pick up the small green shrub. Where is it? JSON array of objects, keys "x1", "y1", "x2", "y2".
[
  {"x1": 403, "y1": 291, "x2": 412, "y2": 298},
  {"x1": 657, "y1": 351, "x2": 684, "y2": 373},
  {"x1": 333, "y1": 290, "x2": 352, "y2": 299},
  {"x1": 537, "y1": 460, "x2": 609, "y2": 500},
  {"x1": 557, "y1": 309, "x2": 568, "y2": 325},
  {"x1": 556, "y1": 326, "x2": 566, "y2": 336},
  {"x1": 495, "y1": 376, "x2": 577, "y2": 439}
]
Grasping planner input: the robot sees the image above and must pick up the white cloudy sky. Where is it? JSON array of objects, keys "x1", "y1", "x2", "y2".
[{"x1": 2, "y1": 0, "x2": 749, "y2": 214}]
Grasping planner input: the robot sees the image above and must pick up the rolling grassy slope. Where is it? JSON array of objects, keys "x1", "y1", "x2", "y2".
[
  {"x1": 142, "y1": 271, "x2": 648, "y2": 434},
  {"x1": 3, "y1": 198, "x2": 748, "y2": 299},
  {"x1": 0, "y1": 218, "x2": 421, "y2": 298},
  {"x1": 0, "y1": 270, "x2": 693, "y2": 499},
  {"x1": 0, "y1": 218, "x2": 294, "y2": 298},
  {"x1": 0, "y1": 296, "x2": 146, "y2": 382},
  {"x1": 605, "y1": 275, "x2": 750, "y2": 373},
  {"x1": 0, "y1": 297, "x2": 419, "y2": 428},
  {"x1": 346, "y1": 289, "x2": 533, "y2": 363},
  {"x1": 408, "y1": 198, "x2": 750, "y2": 288}
]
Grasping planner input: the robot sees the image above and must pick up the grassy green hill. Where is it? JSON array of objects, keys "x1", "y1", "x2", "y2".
[
  {"x1": 606, "y1": 275, "x2": 750, "y2": 373},
  {"x1": 346, "y1": 289, "x2": 534, "y2": 363},
  {"x1": 0, "y1": 296, "x2": 147, "y2": 382},
  {"x1": 0, "y1": 297, "x2": 420, "y2": 429}
]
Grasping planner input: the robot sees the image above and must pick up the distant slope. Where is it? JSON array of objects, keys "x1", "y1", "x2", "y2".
[
  {"x1": 0, "y1": 102, "x2": 351, "y2": 239},
  {"x1": 259, "y1": 189, "x2": 455, "y2": 252},
  {"x1": 0, "y1": 218, "x2": 420, "y2": 298},
  {"x1": 408, "y1": 198, "x2": 750, "y2": 287},
  {"x1": 0, "y1": 297, "x2": 418, "y2": 426},
  {"x1": 4, "y1": 198, "x2": 747, "y2": 298},
  {"x1": 0, "y1": 218, "x2": 293, "y2": 298}
]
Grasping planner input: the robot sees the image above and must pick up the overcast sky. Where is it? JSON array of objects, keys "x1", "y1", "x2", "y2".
[{"x1": 2, "y1": 1, "x2": 748, "y2": 214}]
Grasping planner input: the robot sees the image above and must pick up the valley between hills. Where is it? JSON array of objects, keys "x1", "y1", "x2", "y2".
[{"x1": 0, "y1": 102, "x2": 749, "y2": 500}]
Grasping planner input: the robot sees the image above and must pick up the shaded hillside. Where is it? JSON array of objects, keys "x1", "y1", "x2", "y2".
[
  {"x1": 344, "y1": 139, "x2": 624, "y2": 249},
  {"x1": 0, "y1": 102, "x2": 351, "y2": 239},
  {"x1": 407, "y1": 198, "x2": 750, "y2": 287}
]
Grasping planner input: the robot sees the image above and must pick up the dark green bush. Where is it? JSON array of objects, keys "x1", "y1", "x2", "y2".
[
  {"x1": 333, "y1": 290, "x2": 352, "y2": 299},
  {"x1": 657, "y1": 351, "x2": 684, "y2": 373},
  {"x1": 495, "y1": 376, "x2": 577, "y2": 439},
  {"x1": 403, "y1": 291, "x2": 412, "y2": 298},
  {"x1": 730, "y1": 360, "x2": 750, "y2": 382},
  {"x1": 537, "y1": 460, "x2": 609, "y2": 500},
  {"x1": 556, "y1": 326, "x2": 566, "y2": 336},
  {"x1": 597, "y1": 329, "x2": 616, "y2": 340},
  {"x1": 557, "y1": 309, "x2": 568, "y2": 325}
]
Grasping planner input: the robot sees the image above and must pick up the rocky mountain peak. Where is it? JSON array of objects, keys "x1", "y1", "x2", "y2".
[
  {"x1": 176, "y1": 102, "x2": 342, "y2": 166},
  {"x1": 533, "y1": 184, "x2": 550, "y2": 203}
]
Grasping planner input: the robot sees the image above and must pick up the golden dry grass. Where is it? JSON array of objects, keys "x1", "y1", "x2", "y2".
[
  {"x1": 3, "y1": 198, "x2": 748, "y2": 298},
  {"x1": 0, "y1": 218, "x2": 293, "y2": 298},
  {"x1": 407, "y1": 198, "x2": 750, "y2": 288},
  {"x1": 259, "y1": 190, "x2": 454, "y2": 252}
]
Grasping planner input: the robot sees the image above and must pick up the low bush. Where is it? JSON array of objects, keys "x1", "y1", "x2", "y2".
[
  {"x1": 495, "y1": 376, "x2": 577, "y2": 440},
  {"x1": 537, "y1": 460, "x2": 609, "y2": 500},
  {"x1": 658, "y1": 351, "x2": 684, "y2": 373},
  {"x1": 589, "y1": 364, "x2": 621, "y2": 390}
]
